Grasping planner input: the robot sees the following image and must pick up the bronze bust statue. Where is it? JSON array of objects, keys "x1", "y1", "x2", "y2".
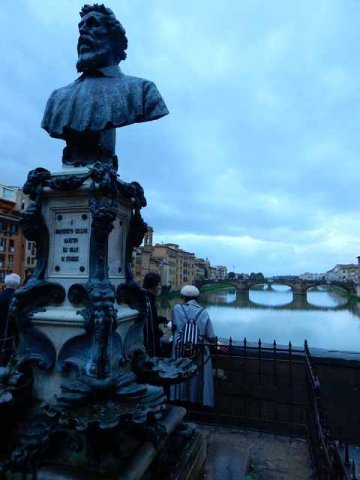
[{"x1": 41, "y1": 4, "x2": 169, "y2": 168}]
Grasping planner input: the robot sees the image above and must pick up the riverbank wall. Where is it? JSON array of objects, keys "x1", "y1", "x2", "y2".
[{"x1": 195, "y1": 343, "x2": 360, "y2": 443}]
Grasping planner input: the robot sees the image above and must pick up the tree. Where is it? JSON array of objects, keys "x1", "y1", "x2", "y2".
[{"x1": 228, "y1": 272, "x2": 236, "y2": 279}]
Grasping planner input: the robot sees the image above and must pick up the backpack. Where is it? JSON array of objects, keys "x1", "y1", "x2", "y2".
[{"x1": 174, "y1": 305, "x2": 204, "y2": 359}]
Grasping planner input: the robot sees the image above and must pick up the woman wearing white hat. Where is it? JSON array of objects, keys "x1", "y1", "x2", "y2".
[{"x1": 170, "y1": 284, "x2": 216, "y2": 407}]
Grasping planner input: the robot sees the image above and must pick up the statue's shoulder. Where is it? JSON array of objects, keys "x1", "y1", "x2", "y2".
[
  {"x1": 121, "y1": 74, "x2": 168, "y2": 118},
  {"x1": 47, "y1": 79, "x2": 81, "y2": 99},
  {"x1": 121, "y1": 74, "x2": 157, "y2": 90}
]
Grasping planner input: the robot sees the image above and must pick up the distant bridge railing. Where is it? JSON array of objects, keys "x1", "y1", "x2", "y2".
[{"x1": 195, "y1": 278, "x2": 358, "y2": 295}]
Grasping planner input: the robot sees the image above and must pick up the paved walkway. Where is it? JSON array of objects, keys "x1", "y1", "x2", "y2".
[{"x1": 198, "y1": 425, "x2": 312, "y2": 480}]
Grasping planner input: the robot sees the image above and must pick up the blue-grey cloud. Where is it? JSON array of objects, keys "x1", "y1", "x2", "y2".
[{"x1": 0, "y1": 0, "x2": 359, "y2": 275}]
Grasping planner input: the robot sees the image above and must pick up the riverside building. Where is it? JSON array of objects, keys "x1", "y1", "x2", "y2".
[{"x1": 0, "y1": 184, "x2": 36, "y2": 288}]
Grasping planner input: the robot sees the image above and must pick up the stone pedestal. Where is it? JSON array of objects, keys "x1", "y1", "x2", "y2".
[
  {"x1": 41, "y1": 168, "x2": 129, "y2": 293},
  {"x1": 16, "y1": 406, "x2": 207, "y2": 480},
  {"x1": 29, "y1": 167, "x2": 138, "y2": 402},
  {"x1": 2, "y1": 161, "x2": 198, "y2": 480},
  {"x1": 26, "y1": 406, "x2": 185, "y2": 480}
]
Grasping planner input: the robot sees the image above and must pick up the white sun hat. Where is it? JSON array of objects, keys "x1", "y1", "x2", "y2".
[{"x1": 180, "y1": 285, "x2": 200, "y2": 297}]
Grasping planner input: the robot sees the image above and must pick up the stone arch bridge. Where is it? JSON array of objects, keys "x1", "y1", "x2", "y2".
[{"x1": 195, "y1": 279, "x2": 357, "y2": 296}]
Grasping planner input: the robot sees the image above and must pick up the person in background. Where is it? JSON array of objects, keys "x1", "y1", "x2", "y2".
[
  {"x1": 143, "y1": 272, "x2": 167, "y2": 357},
  {"x1": 0, "y1": 273, "x2": 21, "y2": 365},
  {"x1": 170, "y1": 285, "x2": 216, "y2": 407}
]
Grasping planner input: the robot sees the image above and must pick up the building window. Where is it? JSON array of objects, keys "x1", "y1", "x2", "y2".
[
  {"x1": 3, "y1": 188, "x2": 16, "y2": 201},
  {"x1": 9, "y1": 239, "x2": 15, "y2": 253},
  {"x1": 10, "y1": 223, "x2": 18, "y2": 234}
]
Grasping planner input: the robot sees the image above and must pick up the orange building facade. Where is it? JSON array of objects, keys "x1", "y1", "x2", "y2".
[{"x1": 0, "y1": 185, "x2": 36, "y2": 289}]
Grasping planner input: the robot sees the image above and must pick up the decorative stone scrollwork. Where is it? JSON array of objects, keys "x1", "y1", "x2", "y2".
[
  {"x1": 8, "y1": 281, "x2": 65, "y2": 371},
  {"x1": 0, "y1": 361, "x2": 32, "y2": 408},
  {"x1": 21, "y1": 168, "x2": 51, "y2": 284},
  {"x1": 22, "y1": 167, "x2": 51, "y2": 200},
  {"x1": 48, "y1": 173, "x2": 90, "y2": 191},
  {"x1": 0, "y1": 413, "x2": 83, "y2": 479},
  {"x1": 46, "y1": 371, "x2": 166, "y2": 428},
  {"x1": 58, "y1": 282, "x2": 124, "y2": 377}
]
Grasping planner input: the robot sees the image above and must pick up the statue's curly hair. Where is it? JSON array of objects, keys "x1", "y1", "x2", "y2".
[{"x1": 80, "y1": 4, "x2": 128, "y2": 62}]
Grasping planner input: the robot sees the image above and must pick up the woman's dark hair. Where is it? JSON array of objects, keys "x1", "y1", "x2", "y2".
[
  {"x1": 143, "y1": 272, "x2": 161, "y2": 289},
  {"x1": 182, "y1": 296, "x2": 198, "y2": 302}
]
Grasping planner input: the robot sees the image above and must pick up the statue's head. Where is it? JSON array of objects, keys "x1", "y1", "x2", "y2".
[{"x1": 76, "y1": 4, "x2": 128, "y2": 73}]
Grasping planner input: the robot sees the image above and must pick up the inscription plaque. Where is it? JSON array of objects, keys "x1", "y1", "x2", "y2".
[{"x1": 51, "y1": 211, "x2": 90, "y2": 275}]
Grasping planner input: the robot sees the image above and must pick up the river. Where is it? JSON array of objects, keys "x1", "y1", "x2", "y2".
[{"x1": 157, "y1": 285, "x2": 360, "y2": 351}]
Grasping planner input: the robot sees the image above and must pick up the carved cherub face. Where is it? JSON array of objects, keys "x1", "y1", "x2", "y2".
[{"x1": 76, "y1": 11, "x2": 114, "y2": 72}]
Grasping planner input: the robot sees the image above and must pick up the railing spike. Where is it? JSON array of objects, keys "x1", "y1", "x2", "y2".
[
  {"x1": 345, "y1": 444, "x2": 350, "y2": 466},
  {"x1": 352, "y1": 459, "x2": 357, "y2": 479},
  {"x1": 338, "y1": 427, "x2": 343, "y2": 448}
]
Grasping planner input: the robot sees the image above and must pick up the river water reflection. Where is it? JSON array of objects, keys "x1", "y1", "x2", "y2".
[{"x1": 157, "y1": 285, "x2": 360, "y2": 351}]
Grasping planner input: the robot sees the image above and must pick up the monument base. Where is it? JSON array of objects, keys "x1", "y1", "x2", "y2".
[{"x1": 6, "y1": 406, "x2": 206, "y2": 480}]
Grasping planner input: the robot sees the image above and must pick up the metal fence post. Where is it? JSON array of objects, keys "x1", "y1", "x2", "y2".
[
  {"x1": 273, "y1": 340, "x2": 277, "y2": 387},
  {"x1": 258, "y1": 338, "x2": 262, "y2": 386}
]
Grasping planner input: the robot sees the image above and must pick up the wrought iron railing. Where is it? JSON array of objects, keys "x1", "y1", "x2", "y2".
[
  {"x1": 182, "y1": 337, "x2": 307, "y2": 435},
  {"x1": 305, "y1": 340, "x2": 357, "y2": 479},
  {"x1": 172, "y1": 336, "x2": 358, "y2": 479}
]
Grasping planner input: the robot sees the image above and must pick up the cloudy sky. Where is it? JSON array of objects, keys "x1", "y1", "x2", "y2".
[{"x1": 1, "y1": 0, "x2": 360, "y2": 276}]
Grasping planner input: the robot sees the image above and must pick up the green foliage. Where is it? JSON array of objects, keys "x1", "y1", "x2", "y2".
[
  {"x1": 199, "y1": 283, "x2": 235, "y2": 293},
  {"x1": 244, "y1": 474, "x2": 257, "y2": 480},
  {"x1": 249, "y1": 272, "x2": 264, "y2": 281},
  {"x1": 349, "y1": 293, "x2": 360, "y2": 303},
  {"x1": 331, "y1": 286, "x2": 348, "y2": 297}
]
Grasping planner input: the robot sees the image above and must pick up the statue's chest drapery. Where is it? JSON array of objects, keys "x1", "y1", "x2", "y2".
[{"x1": 42, "y1": 74, "x2": 168, "y2": 138}]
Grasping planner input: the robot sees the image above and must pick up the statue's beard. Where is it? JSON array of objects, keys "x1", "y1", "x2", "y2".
[{"x1": 76, "y1": 45, "x2": 113, "y2": 73}]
